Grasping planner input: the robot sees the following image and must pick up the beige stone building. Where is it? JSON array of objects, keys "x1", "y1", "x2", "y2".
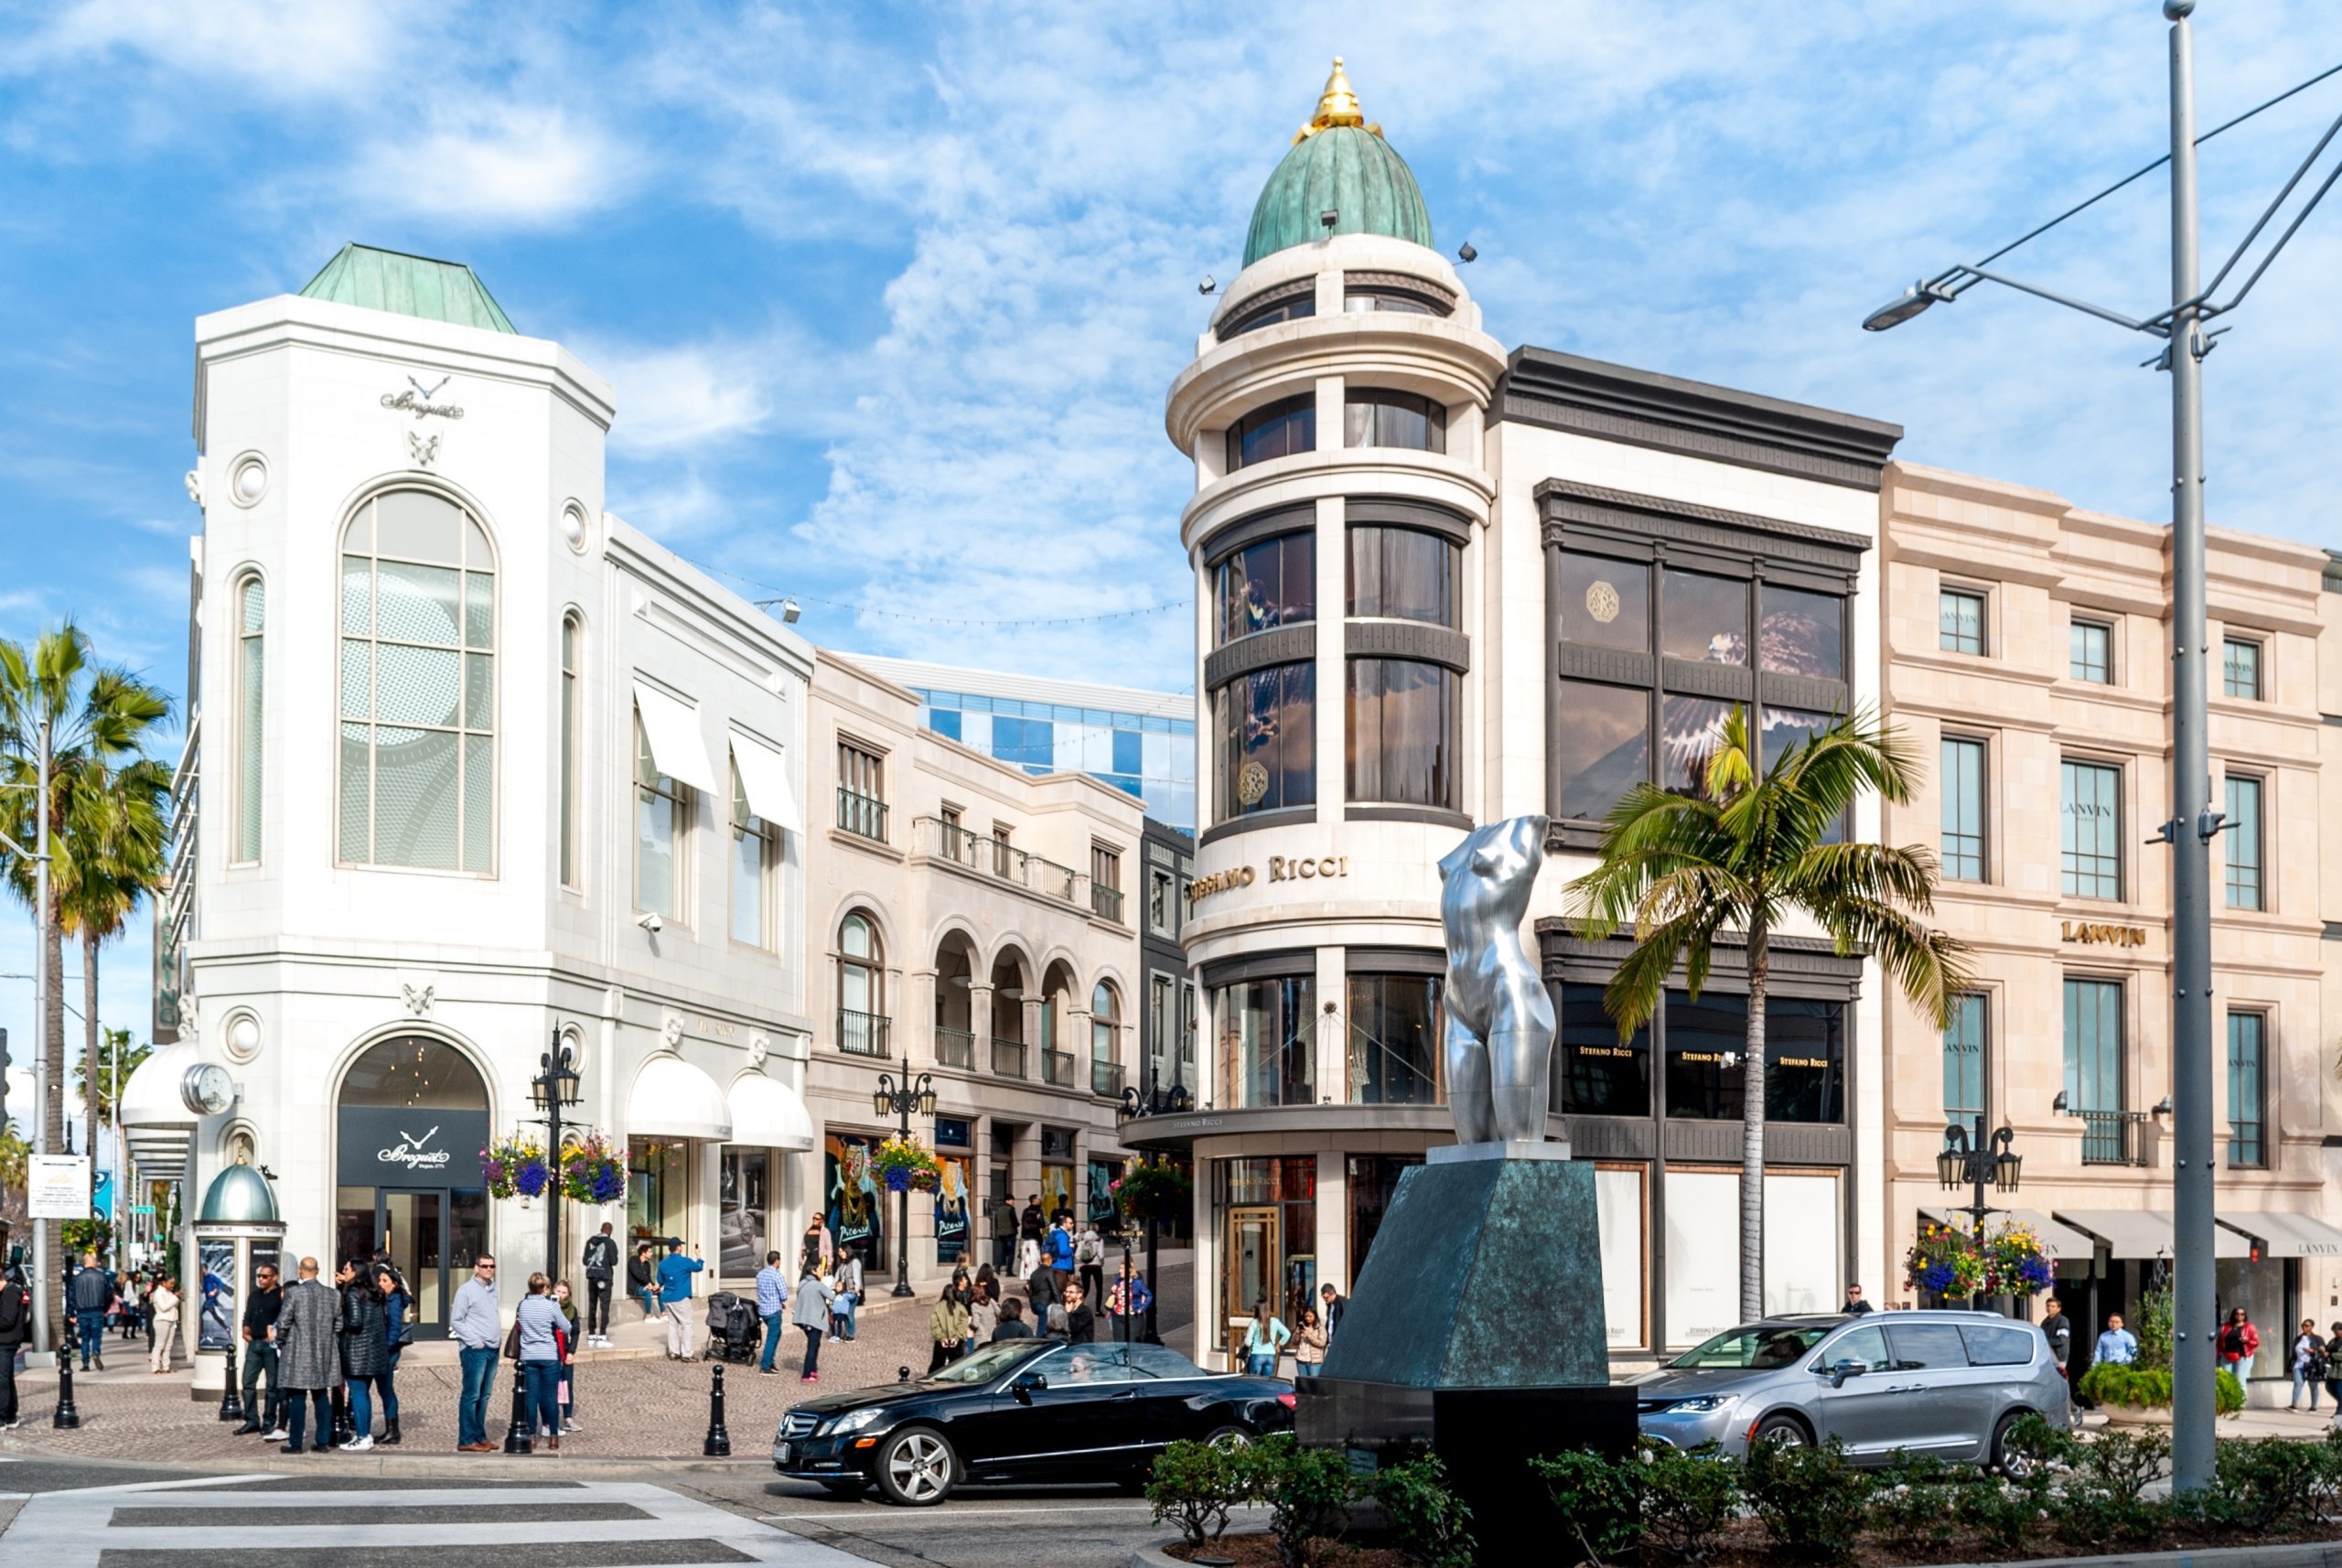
[
  {"x1": 804, "y1": 651, "x2": 1144, "y2": 1290},
  {"x1": 1880, "y1": 461, "x2": 2337, "y2": 1395}
]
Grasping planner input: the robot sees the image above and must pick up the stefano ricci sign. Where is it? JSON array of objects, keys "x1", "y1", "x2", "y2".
[
  {"x1": 1189, "y1": 852, "x2": 1350, "y2": 908},
  {"x1": 338, "y1": 1106, "x2": 489, "y2": 1187}
]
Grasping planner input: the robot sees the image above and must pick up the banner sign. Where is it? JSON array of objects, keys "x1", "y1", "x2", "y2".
[
  {"x1": 336, "y1": 1107, "x2": 491, "y2": 1187},
  {"x1": 28, "y1": 1155, "x2": 91, "y2": 1220}
]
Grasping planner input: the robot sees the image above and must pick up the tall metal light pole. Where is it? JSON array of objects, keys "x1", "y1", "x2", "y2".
[
  {"x1": 531, "y1": 1030, "x2": 583, "y2": 1286},
  {"x1": 1862, "y1": 2, "x2": 2342, "y2": 1491},
  {"x1": 871, "y1": 1071, "x2": 936, "y2": 1298}
]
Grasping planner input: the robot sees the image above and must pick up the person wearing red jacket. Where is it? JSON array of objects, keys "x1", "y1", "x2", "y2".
[{"x1": 2218, "y1": 1306, "x2": 2261, "y2": 1382}]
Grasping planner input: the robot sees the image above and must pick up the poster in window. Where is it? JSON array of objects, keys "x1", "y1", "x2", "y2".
[
  {"x1": 1664, "y1": 1169, "x2": 1741, "y2": 1349},
  {"x1": 934, "y1": 1157, "x2": 971, "y2": 1263},
  {"x1": 824, "y1": 1133, "x2": 884, "y2": 1256},
  {"x1": 1040, "y1": 1163, "x2": 1073, "y2": 1222},
  {"x1": 198, "y1": 1238, "x2": 236, "y2": 1352},
  {"x1": 720, "y1": 1150, "x2": 767, "y2": 1278},
  {"x1": 1762, "y1": 1173, "x2": 1839, "y2": 1316},
  {"x1": 1595, "y1": 1165, "x2": 1646, "y2": 1348},
  {"x1": 1087, "y1": 1158, "x2": 1118, "y2": 1229}
]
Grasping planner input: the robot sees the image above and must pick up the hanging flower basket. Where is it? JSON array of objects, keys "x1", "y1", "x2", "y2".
[
  {"x1": 481, "y1": 1135, "x2": 546, "y2": 1202},
  {"x1": 559, "y1": 1132, "x2": 627, "y2": 1205},
  {"x1": 1904, "y1": 1220, "x2": 2053, "y2": 1301},
  {"x1": 1110, "y1": 1160, "x2": 1192, "y2": 1223},
  {"x1": 871, "y1": 1134, "x2": 942, "y2": 1194}
]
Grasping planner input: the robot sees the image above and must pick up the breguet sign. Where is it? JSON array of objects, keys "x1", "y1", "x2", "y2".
[
  {"x1": 1190, "y1": 852, "x2": 1351, "y2": 908},
  {"x1": 338, "y1": 1106, "x2": 490, "y2": 1187}
]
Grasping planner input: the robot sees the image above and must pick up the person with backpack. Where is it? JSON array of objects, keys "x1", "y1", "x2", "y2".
[
  {"x1": 1047, "y1": 1215, "x2": 1076, "y2": 1293},
  {"x1": 1074, "y1": 1224, "x2": 1106, "y2": 1313},
  {"x1": 0, "y1": 1269, "x2": 29, "y2": 1427},
  {"x1": 582, "y1": 1223, "x2": 618, "y2": 1348}
]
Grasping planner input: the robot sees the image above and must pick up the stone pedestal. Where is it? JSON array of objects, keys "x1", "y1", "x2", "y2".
[{"x1": 1296, "y1": 1144, "x2": 1633, "y2": 1551}]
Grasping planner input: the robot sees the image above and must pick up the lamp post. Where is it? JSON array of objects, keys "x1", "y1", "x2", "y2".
[
  {"x1": 530, "y1": 1031, "x2": 584, "y2": 1283},
  {"x1": 1936, "y1": 1114, "x2": 2023, "y2": 1233},
  {"x1": 1864, "y1": 5, "x2": 2342, "y2": 1493},
  {"x1": 1116, "y1": 1069, "x2": 1195, "y2": 1346},
  {"x1": 871, "y1": 1071, "x2": 936, "y2": 1298}
]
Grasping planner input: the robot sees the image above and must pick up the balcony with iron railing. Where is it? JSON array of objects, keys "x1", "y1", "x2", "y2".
[
  {"x1": 935, "y1": 1026, "x2": 976, "y2": 1071},
  {"x1": 1091, "y1": 1059, "x2": 1125, "y2": 1098},
  {"x1": 2079, "y1": 1109, "x2": 2147, "y2": 1166},
  {"x1": 837, "y1": 1008, "x2": 891, "y2": 1058},
  {"x1": 1043, "y1": 1048, "x2": 1076, "y2": 1090},
  {"x1": 911, "y1": 816, "x2": 1127, "y2": 925},
  {"x1": 837, "y1": 788, "x2": 889, "y2": 843},
  {"x1": 992, "y1": 1038, "x2": 1028, "y2": 1079}
]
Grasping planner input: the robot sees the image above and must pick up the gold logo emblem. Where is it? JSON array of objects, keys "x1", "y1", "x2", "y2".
[
  {"x1": 1237, "y1": 760, "x2": 1271, "y2": 807},
  {"x1": 1586, "y1": 581, "x2": 1620, "y2": 624}
]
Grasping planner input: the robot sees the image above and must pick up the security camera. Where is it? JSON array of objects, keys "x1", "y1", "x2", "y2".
[
  {"x1": 1198, "y1": 274, "x2": 1216, "y2": 296},
  {"x1": 636, "y1": 911, "x2": 663, "y2": 933},
  {"x1": 779, "y1": 598, "x2": 801, "y2": 624},
  {"x1": 1457, "y1": 242, "x2": 1477, "y2": 263}
]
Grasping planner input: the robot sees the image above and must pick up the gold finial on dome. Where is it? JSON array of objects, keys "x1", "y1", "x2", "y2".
[{"x1": 1294, "y1": 56, "x2": 1380, "y2": 143}]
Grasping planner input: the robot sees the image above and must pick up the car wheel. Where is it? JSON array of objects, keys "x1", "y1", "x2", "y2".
[
  {"x1": 1989, "y1": 1411, "x2": 2035, "y2": 1477},
  {"x1": 1752, "y1": 1414, "x2": 1810, "y2": 1449},
  {"x1": 1205, "y1": 1424, "x2": 1255, "y2": 1453},
  {"x1": 874, "y1": 1427, "x2": 957, "y2": 1507}
]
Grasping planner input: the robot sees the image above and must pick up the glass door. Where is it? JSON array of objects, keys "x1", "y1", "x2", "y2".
[
  {"x1": 379, "y1": 1188, "x2": 449, "y2": 1331},
  {"x1": 1225, "y1": 1205, "x2": 1280, "y2": 1371}
]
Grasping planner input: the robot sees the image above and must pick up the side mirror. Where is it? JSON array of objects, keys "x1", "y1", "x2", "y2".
[
  {"x1": 1828, "y1": 1359, "x2": 1865, "y2": 1389},
  {"x1": 1010, "y1": 1371, "x2": 1047, "y2": 1404}
]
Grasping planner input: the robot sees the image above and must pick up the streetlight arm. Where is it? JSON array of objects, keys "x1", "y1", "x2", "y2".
[
  {"x1": 1958, "y1": 265, "x2": 2166, "y2": 335},
  {"x1": 2197, "y1": 104, "x2": 2342, "y2": 306},
  {"x1": 2203, "y1": 154, "x2": 2342, "y2": 320}
]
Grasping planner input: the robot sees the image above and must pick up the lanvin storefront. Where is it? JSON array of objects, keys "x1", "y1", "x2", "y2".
[{"x1": 1137, "y1": 61, "x2": 1896, "y2": 1369}]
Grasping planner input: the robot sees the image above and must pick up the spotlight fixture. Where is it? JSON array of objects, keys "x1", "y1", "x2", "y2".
[
  {"x1": 1457, "y1": 241, "x2": 1477, "y2": 263},
  {"x1": 1198, "y1": 274, "x2": 1217, "y2": 296},
  {"x1": 1319, "y1": 209, "x2": 1339, "y2": 231},
  {"x1": 636, "y1": 911, "x2": 664, "y2": 933},
  {"x1": 778, "y1": 597, "x2": 801, "y2": 624}
]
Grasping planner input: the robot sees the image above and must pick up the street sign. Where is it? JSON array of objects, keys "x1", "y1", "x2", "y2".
[
  {"x1": 28, "y1": 1154, "x2": 92, "y2": 1219},
  {"x1": 131, "y1": 1204, "x2": 156, "y2": 1216}
]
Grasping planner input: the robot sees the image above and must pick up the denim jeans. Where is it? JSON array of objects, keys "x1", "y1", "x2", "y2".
[
  {"x1": 348, "y1": 1373, "x2": 377, "y2": 1441},
  {"x1": 457, "y1": 1348, "x2": 499, "y2": 1446},
  {"x1": 799, "y1": 1324, "x2": 823, "y2": 1376},
  {"x1": 76, "y1": 1311, "x2": 103, "y2": 1367},
  {"x1": 2295, "y1": 1367, "x2": 2322, "y2": 1408},
  {"x1": 1248, "y1": 1350, "x2": 1277, "y2": 1377},
  {"x1": 381, "y1": 1348, "x2": 401, "y2": 1423},
  {"x1": 521, "y1": 1359, "x2": 561, "y2": 1437},
  {"x1": 758, "y1": 1311, "x2": 786, "y2": 1370},
  {"x1": 284, "y1": 1387, "x2": 334, "y2": 1450},
  {"x1": 833, "y1": 1293, "x2": 857, "y2": 1340},
  {"x1": 242, "y1": 1341, "x2": 280, "y2": 1428}
]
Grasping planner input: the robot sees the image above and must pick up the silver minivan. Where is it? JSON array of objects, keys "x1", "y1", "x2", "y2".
[{"x1": 1630, "y1": 1310, "x2": 2071, "y2": 1466}]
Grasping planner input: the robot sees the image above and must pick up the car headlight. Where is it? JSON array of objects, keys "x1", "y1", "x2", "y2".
[
  {"x1": 1668, "y1": 1394, "x2": 1738, "y2": 1413},
  {"x1": 823, "y1": 1407, "x2": 886, "y2": 1436}
]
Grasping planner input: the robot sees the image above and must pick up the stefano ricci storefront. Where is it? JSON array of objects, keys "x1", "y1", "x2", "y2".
[{"x1": 1127, "y1": 60, "x2": 1896, "y2": 1369}]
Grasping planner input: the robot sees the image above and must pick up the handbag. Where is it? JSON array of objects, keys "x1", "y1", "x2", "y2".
[{"x1": 502, "y1": 1320, "x2": 522, "y2": 1359}]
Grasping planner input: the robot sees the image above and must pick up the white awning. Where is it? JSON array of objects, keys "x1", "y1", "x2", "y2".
[
  {"x1": 1918, "y1": 1207, "x2": 2098, "y2": 1264},
  {"x1": 2216, "y1": 1211, "x2": 2342, "y2": 1259},
  {"x1": 119, "y1": 1039, "x2": 200, "y2": 1132},
  {"x1": 729, "y1": 731, "x2": 803, "y2": 835},
  {"x1": 2056, "y1": 1208, "x2": 2251, "y2": 1261},
  {"x1": 630, "y1": 680, "x2": 718, "y2": 796},
  {"x1": 628, "y1": 1054, "x2": 732, "y2": 1143},
  {"x1": 726, "y1": 1071, "x2": 814, "y2": 1152}
]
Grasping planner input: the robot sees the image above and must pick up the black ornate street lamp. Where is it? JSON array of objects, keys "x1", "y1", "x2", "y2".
[
  {"x1": 1937, "y1": 1113, "x2": 2022, "y2": 1230},
  {"x1": 1115, "y1": 1069, "x2": 1194, "y2": 1345},
  {"x1": 872, "y1": 1070, "x2": 936, "y2": 1298},
  {"x1": 531, "y1": 1030, "x2": 584, "y2": 1283}
]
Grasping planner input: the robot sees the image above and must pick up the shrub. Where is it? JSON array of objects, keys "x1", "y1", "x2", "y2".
[
  {"x1": 1640, "y1": 1443, "x2": 1740, "y2": 1563},
  {"x1": 1531, "y1": 1446, "x2": 1643, "y2": 1566},
  {"x1": 1955, "y1": 1475, "x2": 2038, "y2": 1554},
  {"x1": 1145, "y1": 1440, "x2": 1242, "y2": 1549},
  {"x1": 1867, "y1": 1452, "x2": 1961, "y2": 1557},
  {"x1": 1743, "y1": 1437, "x2": 1875, "y2": 1563},
  {"x1": 2079, "y1": 1361, "x2": 2247, "y2": 1414},
  {"x1": 2204, "y1": 1434, "x2": 2339, "y2": 1533},
  {"x1": 2053, "y1": 1424, "x2": 2172, "y2": 1547},
  {"x1": 1370, "y1": 1451, "x2": 1476, "y2": 1568},
  {"x1": 1241, "y1": 1434, "x2": 1358, "y2": 1568}
]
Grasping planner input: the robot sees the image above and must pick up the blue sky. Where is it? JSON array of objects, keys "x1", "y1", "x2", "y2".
[{"x1": 5, "y1": 0, "x2": 2342, "y2": 1087}]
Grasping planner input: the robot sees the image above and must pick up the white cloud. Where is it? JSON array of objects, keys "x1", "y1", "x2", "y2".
[
  {"x1": 21, "y1": 0, "x2": 397, "y2": 95},
  {"x1": 342, "y1": 105, "x2": 637, "y2": 229}
]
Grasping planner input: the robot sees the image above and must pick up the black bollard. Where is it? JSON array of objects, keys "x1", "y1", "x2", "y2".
[
  {"x1": 52, "y1": 1358, "x2": 80, "y2": 1430},
  {"x1": 330, "y1": 1380, "x2": 354, "y2": 1447},
  {"x1": 703, "y1": 1360, "x2": 731, "y2": 1456},
  {"x1": 502, "y1": 1358, "x2": 532, "y2": 1454},
  {"x1": 218, "y1": 1337, "x2": 245, "y2": 1423}
]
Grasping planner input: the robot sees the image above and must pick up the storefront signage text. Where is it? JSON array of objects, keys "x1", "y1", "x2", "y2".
[
  {"x1": 1189, "y1": 853, "x2": 1350, "y2": 907},
  {"x1": 2062, "y1": 921, "x2": 2147, "y2": 948},
  {"x1": 376, "y1": 1127, "x2": 455, "y2": 1171}
]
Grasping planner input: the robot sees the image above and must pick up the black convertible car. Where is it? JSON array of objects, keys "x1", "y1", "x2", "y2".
[{"x1": 771, "y1": 1338, "x2": 1295, "y2": 1505}]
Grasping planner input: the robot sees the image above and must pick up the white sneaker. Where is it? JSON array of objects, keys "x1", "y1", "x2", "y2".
[
  {"x1": 341, "y1": 1435, "x2": 374, "y2": 1452},
  {"x1": 264, "y1": 1428, "x2": 289, "y2": 1441}
]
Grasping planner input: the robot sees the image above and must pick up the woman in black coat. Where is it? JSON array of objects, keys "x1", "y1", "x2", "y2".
[{"x1": 338, "y1": 1262, "x2": 389, "y2": 1451}]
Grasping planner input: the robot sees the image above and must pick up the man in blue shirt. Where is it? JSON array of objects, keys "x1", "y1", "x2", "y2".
[
  {"x1": 657, "y1": 1240, "x2": 704, "y2": 1361},
  {"x1": 1047, "y1": 1217, "x2": 1075, "y2": 1293},
  {"x1": 2096, "y1": 1312, "x2": 2139, "y2": 1366},
  {"x1": 753, "y1": 1251, "x2": 790, "y2": 1374}
]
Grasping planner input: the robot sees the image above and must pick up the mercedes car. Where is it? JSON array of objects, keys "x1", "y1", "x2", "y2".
[
  {"x1": 771, "y1": 1338, "x2": 1295, "y2": 1505},
  {"x1": 1630, "y1": 1311, "x2": 2070, "y2": 1466}
]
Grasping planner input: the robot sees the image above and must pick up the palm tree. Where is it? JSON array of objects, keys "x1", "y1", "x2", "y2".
[
  {"x1": 0, "y1": 624, "x2": 172, "y2": 1319},
  {"x1": 58, "y1": 751, "x2": 172, "y2": 1162},
  {"x1": 1570, "y1": 705, "x2": 1970, "y2": 1323}
]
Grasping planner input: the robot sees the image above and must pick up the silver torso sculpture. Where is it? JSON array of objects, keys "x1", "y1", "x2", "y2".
[{"x1": 1437, "y1": 814, "x2": 1558, "y2": 1145}]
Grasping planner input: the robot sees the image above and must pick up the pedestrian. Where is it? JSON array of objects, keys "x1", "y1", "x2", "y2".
[
  {"x1": 146, "y1": 1274, "x2": 181, "y2": 1373},
  {"x1": 375, "y1": 1264, "x2": 408, "y2": 1444},
  {"x1": 1242, "y1": 1297, "x2": 1290, "y2": 1377},
  {"x1": 657, "y1": 1238, "x2": 704, "y2": 1360},
  {"x1": 2097, "y1": 1312, "x2": 2139, "y2": 1366},
  {"x1": 2040, "y1": 1295, "x2": 2073, "y2": 1387},
  {"x1": 990, "y1": 1297, "x2": 1034, "y2": 1341},
  {"x1": 514, "y1": 1272, "x2": 565, "y2": 1454},
  {"x1": 582, "y1": 1221, "x2": 618, "y2": 1348},
  {"x1": 1842, "y1": 1283, "x2": 1874, "y2": 1316},
  {"x1": 232, "y1": 1261, "x2": 284, "y2": 1436},
  {"x1": 1075, "y1": 1223, "x2": 1106, "y2": 1312},
  {"x1": 0, "y1": 1267, "x2": 28, "y2": 1428},
  {"x1": 1017, "y1": 1194, "x2": 1045, "y2": 1277},
  {"x1": 974, "y1": 1261, "x2": 999, "y2": 1301},
  {"x1": 1319, "y1": 1283, "x2": 1347, "y2": 1338},
  {"x1": 1293, "y1": 1305, "x2": 1328, "y2": 1380},
  {"x1": 968, "y1": 1281, "x2": 998, "y2": 1346},
  {"x1": 628, "y1": 1240, "x2": 658, "y2": 1324},
  {"x1": 450, "y1": 1252, "x2": 502, "y2": 1453},
  {"x1": 338, "y1": 1261, "x2": 389, "y2": 1450},
  {"x1": 1047, "y1": 1215, "x2": 1076, "y2": 1293},
  {"x1": 2324, "y1": 1323, "x2": 2342, "y2": 1424},
  {"x1": 1026, "y1": 1254, "x2": 1058, "y2": 1317},
  {"x1": 2218, "y1": 1306, "x2": 2260, "y2": 1383},
  {"x1": 754, "y1": 1250, "x2": 790, "y2": 1375},
  {"x1": 793, "y1": 1258, "x2": 836, "y2": 1382},
  {"x1": 929, "y1": 1282, "x2": 972, "y2": 1372},
  {"x1": 273, "y1": 1258, "x2": 338, "y2": 1454},
  {"x1": 1062, "y1": 1283, "x2": 1095, "y2": 1345},
  {"x1": 994, "y1": 1195, "x2": 1017, "y2": 1270},
  {"x1": 552, "y1": 1279, "x2": 581, "y2": 1434},
  {"x1": 832, "y1": 1245, "x2": 864, "y2": 1341},
  {"x1": 1109, "y1": 1266, "x2": 1153, "y2": 1337},
  {"x1": 70, "y1": 1250, "x2": 112, "y2": 1372},
  {"x1": 800, "y1": 1218, "x2": 833, "y2": 1273},
  {"x1": 2292, "y1": 1317, "x2": 2326, "y2": 1412}
]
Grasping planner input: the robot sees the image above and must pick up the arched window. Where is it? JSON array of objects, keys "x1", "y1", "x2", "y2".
[
  {"x1": 1343, "y1": 389, "x2": 1445, "y2": 453},
  {"x1": 1090, "y1": 982, "x2": 1122, "y2": 1097},
  {"x1": 838, "y1": 912, "x2": 886, "y2": 1056},
  {"x1": 559, "y1": 613, "x2": 580, "y2": 888},
  {"x1": 233, "y1": 574, "x2": 265, "y2": 864},
  {"x1": 338, "y1": 489, "x2": 496, "y2": 872}
]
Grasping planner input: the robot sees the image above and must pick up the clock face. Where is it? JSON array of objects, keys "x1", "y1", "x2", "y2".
[{"x1": 182, "y1": 1062, "x2": 234, "y2": 1117}]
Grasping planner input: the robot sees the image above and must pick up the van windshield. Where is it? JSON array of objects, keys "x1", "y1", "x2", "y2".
[{"x1": 1669, "y1": 1324, "x2": 1830, "y2": 1369}]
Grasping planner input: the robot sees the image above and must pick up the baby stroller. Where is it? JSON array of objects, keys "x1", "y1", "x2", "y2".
[{"x1": 704, "y1": 1291, "x2": 760, "y2": 1364}]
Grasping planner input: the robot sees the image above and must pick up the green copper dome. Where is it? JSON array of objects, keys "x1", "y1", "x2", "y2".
[
  {"x1": 300, "y1": 243, "x2": 518, "y2": 334},
  {"x1": 1242, "y1": 60, "x2": 1434, "y2": 267},
  {"x1": 197, "y1": 1162, "x2": 281, "y2": 1226}
]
